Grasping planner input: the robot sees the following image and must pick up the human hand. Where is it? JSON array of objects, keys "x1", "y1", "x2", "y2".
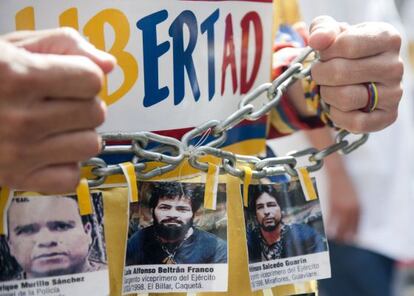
[
  {"x1": 326, "y1": 169, "x2": 360, "y2": 242},
  {"x1": 309, "y1": 16, "x2": 403, "y2": 133},
  {"x1": 0, "y1": 28, "x2": 116, "y2": 193}
]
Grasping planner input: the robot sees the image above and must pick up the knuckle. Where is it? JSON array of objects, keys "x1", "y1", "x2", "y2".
[
  {"x1": 378, "y1": 22, "x2": 401, "y2": 48},
  {"x1": 0, "y1": 67, "x2": 41, "y2": 98},
  {"x1": 319, "y1": 86, "x2": 332, "y2": 103},
  {"x1": 388, "y1": 84, "x2": 404, "y2": 108},
  {"x1": 392, "y1": 58, "x2": 404, "y2": 80},
  {"x1": 58, "y1": 27, "x2": 82, "y2": 43},
  {"x1": 381, "y1": 83, "x2": 403, "y2": 111},
  {"x1": 339, "y1": 36, "x2": 359, "y2": 58},
  {"x1": 40, "y1": 167, "x2": 80, "y2": 194},
  {"x1": 89, "y1": 71, "x2": 104, "y2": 95},
  {"x1": 0, "y1": 172, "x2": 20, "y2": 189},
  {"x1": 329, "y1": 60, "x2": 346, "y2": 85},
  {"x1": 388, "y1": 31, "x2": 402, "y2": 51},
  {"x1": 312, "y1": 60, "x2": 345, "y2": 85},
  {"x1": 82, "y1": 132, "x2": 102, "y2": 157},
  {"x1": 350, "y1": 115, "x2": 369, "y2": 133},
  {"x1": 77, "y1": 57, "x2": 103, "y2": 95},
  {"x1": 5, "y1": 110, "x2": 34, "y2": 136},
  {"x1": 90, "y1": 99, "x2": 106, "y2": 127},
  {"x1": 0, "y1": 64, "x2": 24, "y2": 95},
  {"x1": 336, "y1": 86, "x2": 356, "y2": 112},
  {"x1": 396, "y1": 84, "x2": 404, "y2": 102},
  {"x1": 310, "y1": 65, "x2": 321, "y2": 83},
  {"x1": 59, "y1": 169, "x2": 81, "y2": 192},
  {"x1": 82, "y1": 99, "x2": 106, "y2": 128},
  {"x1": 0, "y1": 142, "x2": 23, "y2": 164},
  {"x1": 386, "y1": 110, "x2": 398, "y2": 126}
]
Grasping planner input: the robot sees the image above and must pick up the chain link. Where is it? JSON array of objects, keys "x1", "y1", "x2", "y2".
[{"x1": 83, "y1": 47, "x2": 369, "y2": 187}]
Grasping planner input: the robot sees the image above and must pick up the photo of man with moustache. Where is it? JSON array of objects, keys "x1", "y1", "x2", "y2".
[
  {"x1": 246, "y1": 184, "x2": 327, "y2": 263},
  {"x1": 3, "y1": 195, "x2": 106, "y2": 280},
  {"x1": 126, "y1": 182, "x2": 227, "y2": 265}
]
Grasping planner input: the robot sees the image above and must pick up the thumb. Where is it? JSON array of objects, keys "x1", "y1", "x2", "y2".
[
  {"x1": 308, "y1": 15, "x2": 342, "y2": 52},
  {"x1": 12, "y1": 28, "x2": 116, "y2": 74}
]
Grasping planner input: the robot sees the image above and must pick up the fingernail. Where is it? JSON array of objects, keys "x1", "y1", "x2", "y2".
[{"x1": 312, "y1": 25, "x2": 332, "y2": 35}]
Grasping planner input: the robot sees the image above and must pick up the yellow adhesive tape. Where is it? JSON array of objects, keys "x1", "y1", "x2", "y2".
[
  {"x1": 0, "y1": 187, "x2": 13, "y2": 236},
  {"x1": 120, "y1": 162, "x2": 139, "y2": 203},
  {"x1": 76, "y1": 178, "x2": 93, "y2": 215},
  {"x1": 204, "y1": 162, "x2": 219, "y2": 210},
  {"x1": 242, "y1": 166, "x2": 253, "y2": 208},
  {"x1": 296, "y1": 167, "x2": 318, "y2": 201},
  {"x1": 263, "y1": 288, "x2": 274, "y2": 296}
]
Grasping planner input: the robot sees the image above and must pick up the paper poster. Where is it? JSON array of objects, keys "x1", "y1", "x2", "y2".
[
  {"x1": 0, "y1": 0, "x2": 274, "y2": 133},
  {"x1": 123, "y1": 182, "x2": 228, "y2": 294},
  {"x1": 0, "y1": 193, "x2": 109, "y2": 296},
  {"x1": 243, "y1": 181, "x2": 330, "y2": 291}
]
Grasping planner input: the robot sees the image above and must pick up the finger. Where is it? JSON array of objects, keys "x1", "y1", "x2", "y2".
[
  {"x1": 320, "y1": 83, "x2": 402, "y2": 112},
  {"x1": 12, "y1": 28, "x2": 116, "y2": 74},
  {"x1": 0, "y1": 44, "x2": 104, "y2": 101},
  {"x1": 29, "y1": 53, "x2": 105, "y2": 99},
  {"x1": 311, "y1": 52, "x2": 404, "y2": 86},
  {"x1": 0, "y1": 98, "x2": 106, "y2": 141},
  {"x1": 329, "y1": 106, "x2": 398, "y2": 133},
  {"x1": 2, "y1": 30, "x2": 47, "y2": 42},
  {"x1": 34, "y1": 98, "x2": 106, "y2": 139},
  {"x1": 315, "y1": 22, "x2": 402, "y2": 61},
  {"x1": 29, "y1": 130, "x2": 102, "y2": 169},
  {"x1": 19, "y1": 163, "x2": 81, "y2": 194},
  {"x1": 308, "y1": 16, "x2": 342, "y2": 51},
  {"x1": 1, "y1": 130, "x2": 102, "y2": 175}
]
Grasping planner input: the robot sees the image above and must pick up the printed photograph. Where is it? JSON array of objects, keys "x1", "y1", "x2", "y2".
[
  {"x1": 244, "y1": 181, "x2": 328, "y2": 263},
  {"x1": 125, "y1": 182, "x2": 227, "y2": 265},
  {"x1": 0, "y1": 193, "x2": 107, "y2": 281}
]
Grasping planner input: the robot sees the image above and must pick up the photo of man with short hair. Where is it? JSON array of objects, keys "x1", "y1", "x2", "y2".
[{"x1": 1, "y1": 194, "x2": 106, "y2": 281}]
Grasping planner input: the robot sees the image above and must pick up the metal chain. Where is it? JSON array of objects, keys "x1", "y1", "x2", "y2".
[{"x1": 82, "y1": 47, "x2": 369, "y2": 187}]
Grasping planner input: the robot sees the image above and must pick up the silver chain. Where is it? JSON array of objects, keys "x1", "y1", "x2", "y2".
[{"x1": 83, "y1": 47, "x2": 368, "y2": 187}]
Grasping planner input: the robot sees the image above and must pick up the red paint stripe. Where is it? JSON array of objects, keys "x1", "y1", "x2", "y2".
[
  {"x1": 267, "y1": 125, "x2": 290, "y2": 139},
  {"x1": 106, "y1": 117, "x2": 267, "y2": 145}
]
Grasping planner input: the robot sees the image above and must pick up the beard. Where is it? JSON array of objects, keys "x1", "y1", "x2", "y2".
[
  {"x1": 260, "y1": 219, "x2": 281, "y2": 232},
  {"x1": 153, "y1": 215, "x2": 193, "y2": 241}
]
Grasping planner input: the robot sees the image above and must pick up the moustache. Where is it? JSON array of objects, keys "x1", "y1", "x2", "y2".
[{"x1": 160, "y1": 219, "x2": 184, "y2": 225}]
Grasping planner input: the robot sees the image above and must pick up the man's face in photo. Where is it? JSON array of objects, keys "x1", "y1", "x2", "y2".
[
  {"x1": 255, "y1": 192, "x2": 282, "y2": 232},
  {"x1": 153, "y1": 196, "x2": 194, "y2": 241},
  {"x1": 7, "y1": 197, "x2": 92, "y2": 278}
]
